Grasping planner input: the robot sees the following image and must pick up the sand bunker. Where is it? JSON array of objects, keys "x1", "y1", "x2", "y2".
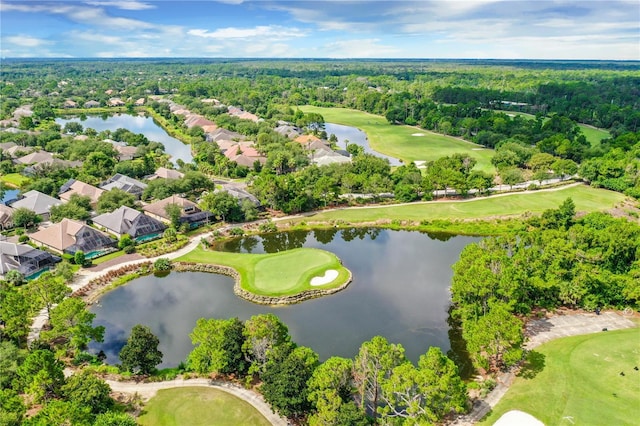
[
  {"x1": 493, "y1": 410, "x2": 544, "y2": 426},
  {"x1": 310, "y1": 269, "x2": 339, "y2": 286},
  {"x1": 411, "y1": 133, "x2": 425, "y2": 136}
]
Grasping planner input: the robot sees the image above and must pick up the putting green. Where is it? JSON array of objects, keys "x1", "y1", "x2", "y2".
[{"x1": 176, "y1": 247, "x2": 350, "y2": 297}]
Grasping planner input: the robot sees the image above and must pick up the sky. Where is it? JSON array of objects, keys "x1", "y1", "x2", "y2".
[{"x1": 1, "y1": 0, "x2": 639, "y2": 60}]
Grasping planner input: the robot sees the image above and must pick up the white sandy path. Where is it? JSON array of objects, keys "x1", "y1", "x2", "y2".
[
  {"x1": 104, "y1": 378, "x2": 288, "y2": 426},
  {"x1": 310, "y1": 269, "x2": 338, "y2": 286}
]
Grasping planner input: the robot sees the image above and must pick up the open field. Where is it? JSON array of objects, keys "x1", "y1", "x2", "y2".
[
  {"x1": 137, "y1": 387, "x2": 271, "y2": 426},
  {"x1": 0, "y1": 173, "x2": 31, "y2": 188},
  {"x1": 479, "y1": 327, "x2": 640, "y2": 426},
  {"x1": 176, "y1": 247, "x2": 350, "y2": 296},
  {"x1": 294, "y1": 185, "x2": 628, "y2": 224},
  {"x1": 300, "y1": 106, "x2": 496, "y2": 173}
]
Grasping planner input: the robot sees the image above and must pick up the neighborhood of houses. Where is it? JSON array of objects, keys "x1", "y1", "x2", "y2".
[{"x1": 0, "y1": 95, "x2": 352, "y2": 281}]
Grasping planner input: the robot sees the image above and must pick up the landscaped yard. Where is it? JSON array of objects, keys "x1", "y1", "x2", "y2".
[
  {"x1": 176, "y1": 247, "x2": 350, "y2": 297},
  {"x1": 0, "y1": 173, "x2": 31, "y2": 188},
  {"x1": 300, "y1": 105, "x2": 496, "y2": 173},
  {"x1": 479, "y1": 327, "x2": 640, "y2": 426},
  {"x1": 137, "y1": 387, "x2": 271, "y2": 426},
  {"x1": 297, "y1": 185, "x2": 627, "y2": 224}
]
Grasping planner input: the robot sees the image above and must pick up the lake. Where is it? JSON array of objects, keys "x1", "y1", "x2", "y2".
[
  {"x1": 325, "y1": 122, "x2": 403, "y2": 166},
  {"x1": 91, "y1": 228, "x2": 477, "y2": 373},
  {"x1": 55, "y1": 114, "x2": 193, "y2": 165}
]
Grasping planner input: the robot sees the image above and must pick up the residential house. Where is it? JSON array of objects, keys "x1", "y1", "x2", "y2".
[
  {"x1": 29, "y1": 218, "x2": 116, "y2": 256},
  {"x1": 274, "y1": 124, "x2": 301, "y2": 139},
  {"x1": 107, "y1": 98, "x2": 125, "y2": 107},
  {"x1": 59, "y1": 179, "x2": 105, "y2": 207},
  {"x1": 63, "y1": 99, "x2": 78, "y2": 108},
  {"x1": 134, "y1": 98, "x2": 145, "y2": 106},
  {"x1": 3, "y1": 145, "x2": 34, "y2": 157},
  {"x1": 113, "y1": 144, "x2": 138, "y2": 161},
  {"x1": 217, "y1": 184, "x2": 261, "y2": 207},
  {"x1": 14, "y1": 151, "x2": 55, "y2": 165},
  {"x1": 9, "y1": 190, "x2": 64, "y2": 221},
  {"x1": 93, "y1": 205, "x2": 166, "y2": 241},
  {"x1": 0, "y1": 241, "x2": 61, "y2": 279},
  {"x1": 310, "y1": 149, "x2": 352, "y2": 167},
  {"x1": 142, "y1": 194, "x2": 214, "y2": 229},
  {"x1": 0, "y1": 142, "x2": 17, "y2": 151},
  {"x1": 206, "y1": 128, "x2": 244, "y2": 143},
  {"x1": 100, "y1": 174, "x2": 148, "y2": 199},
  {"x1": 84, "y1": 100, "x2": 100, "y2": 108},
  {"x1": 0, "y1": 204, "x2": 14, "y2": 230},
  {"x1": 146, "y1": 167, "x2": 184, "y2": 180}
]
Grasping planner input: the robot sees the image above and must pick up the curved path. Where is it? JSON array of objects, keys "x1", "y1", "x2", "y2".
[
  {"x1": 104, "y1": 377, "x2": 288, "y2": 426},
  {"x1": 452, "y1": 311, "x2": 636, "y2": 425}
]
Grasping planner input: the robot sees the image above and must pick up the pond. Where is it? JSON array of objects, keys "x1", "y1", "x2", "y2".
[
  {"x1": 325, "y1": 122, "x2": 403, "y2": 166},
  {"x1": 1, "y1": 189, "x2": 20, "y2": 205},
  {"x1": 55, "y1": 114, "x2": 193, "y2": 165},
  {"x1": 90, "y1": 228, "x2": 478, "y2": 373}
]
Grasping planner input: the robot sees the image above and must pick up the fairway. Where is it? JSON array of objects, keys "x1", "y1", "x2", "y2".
[
  {"x1": 176, "y1": 247, "x2": 350, "y2": 297},
  {"x1": 137, "y1": 387, "x2": 271, "y2": 426},
  {"x1": 300, "y1": 105, "x2": 496, "y2": 173},
  {"x1": 480, "y1": 327, "x2": 640, "y2": 426},
  {"x1": 298, "y1": 185, "x2": 627, "y2": 223}
]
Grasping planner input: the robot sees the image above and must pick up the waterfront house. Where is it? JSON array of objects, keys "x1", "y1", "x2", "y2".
[
  {"x1": 29, "y1": 218, "x2": 115, "y2": 256},
  {"x1": 0, "y1": 241, "x2": 61, "y2": 279}
]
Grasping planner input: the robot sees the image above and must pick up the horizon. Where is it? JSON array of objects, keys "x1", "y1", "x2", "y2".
[{"x1": 1, "y1": 1, "x2": 639, "y2": 60}]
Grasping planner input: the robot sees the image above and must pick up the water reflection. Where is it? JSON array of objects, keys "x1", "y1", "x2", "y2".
[{"x1": 91, "y1": 229, "x2": 478, "y2": 374}]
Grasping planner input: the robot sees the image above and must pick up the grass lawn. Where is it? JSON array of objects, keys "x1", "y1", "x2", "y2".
[
  {"x1": 90, "y1": 250, "x2": 125, "y2": 265},
  {"x1": 176, "y1": 247, "x2": 350, "y2": 296},
  {"x1": 296, "y1": 185, "x2": 627, "y2": 224},
  {"x1": 137, "y1": 387, "x2": 271, "y2": 426},
  {"x1": 579, "y1": 124, "x2": 611, "y2": 149},
  {"x1": 0, "y1": 173, "x2": 31, "y2": 188},
  {"x1": 300, "y1": 105, "x2": 496, "y2": 173},
  {"x1": 479, "y1": 327, "x2": 640, "y2": 426}
]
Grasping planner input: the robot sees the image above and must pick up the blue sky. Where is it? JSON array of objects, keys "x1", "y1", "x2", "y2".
[{"x1": 1, "y1": 1, "x2": 639, "y2": 59}]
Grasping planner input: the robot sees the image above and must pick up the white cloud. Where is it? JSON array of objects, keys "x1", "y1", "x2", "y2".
[
  {"x1": 84, "y1": 1, "x2": 155, "y2": 10},
  {"x1": 324, "y1": 39, "x2": 400, "y2": 58},
  {"x1": 188, "y1": 25, "x2": 306, "y2": 40},
  {"x1": 3, "y1": 35, "x2": 51, "y2": 48}
]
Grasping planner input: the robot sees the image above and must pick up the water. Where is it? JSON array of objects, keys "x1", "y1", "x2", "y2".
[
  {"x1": 1, "y1": 189, "x2": 20, "y2": 205},
  {"x1": 91, "y1": 228, "x2": 477, "y2": 371},
  {"x1": 325, "y1": 122, "x2": 403, "y2": 166},
  {"x1": 55, "y1": 114, "x2": 193, "y2": 165}
]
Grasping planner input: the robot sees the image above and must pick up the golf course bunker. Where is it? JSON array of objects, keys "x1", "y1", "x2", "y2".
[
  {"x1": 310, "y1": 269, "x2": 339, "y2": 286},
  {"x1": 412, "y1": 132, "x2": 425, "y2": 136},
  {"x1": 493, "y1": 410, "x2": 544, "y2": 426}
]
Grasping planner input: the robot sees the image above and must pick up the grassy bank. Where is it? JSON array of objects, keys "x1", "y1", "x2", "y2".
[
  {"x1": 176, "y1": 247, "x2": 350, "y2": 297},
  {"x1": 293, "y1": 185, "x2": 627, "y2": 224},
  {"x1": 0, "y1": 173, "x2": 31, "y2": 188},
  {"x1": 479, "y1": 327, "x2": 640, "y2": 425},
  {"x1": 137, "y1": 387, "x2": 271, "y2": 426},
  {"x1": 300, "y1": 105, "x2": 495, "y2": 173}
]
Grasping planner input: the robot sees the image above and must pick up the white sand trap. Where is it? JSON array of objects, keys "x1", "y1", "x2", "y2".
[
  {"x1": 493, "y1": 410, "x2": 544, "y2": 426},
  {"x1": 310, "y1": 269, "x2": 339, "y2": 286},
  {"x1": 411, "y1": 133, "x2": 425, "y2": 136}
]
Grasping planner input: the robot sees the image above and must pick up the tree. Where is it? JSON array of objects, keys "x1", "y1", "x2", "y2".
[
  {"x1": 23, "y1": 400, "x2": 92, "y2": 426},
  {"x1": 189, "y1": 317, "x2": 246, "y2": 375},
  {"x1": 0, "y1": 341, "x2": 25, "y2": 389},
  {"x1": 500, "y1": 167, "x2": 524, "y2": 189},
  {"x1": 0, "y1": 389, "x2": 26, "y2": 426},
  {"x1": 82, "y1": 151, "x2": 116, "y2": 179},
  {"x1": 49, "y1": 194, "x2": 91, "y2": 222},
  {"x1": 62, "y1": 370, "x2": 114, "y2": 415},
  {"x1": 97, "y1": 188, "x2": 137, "y2": 213},
  {"x1": 353, "y1": 336, "x2": 406, "y2": 419},
  {"x1": 74, "y1": 250, "x2": 86, "y2": 267},
  {"x1": 11, "y1": 207, "x2": 41, "y2": 229},
  {"x1": 17, "y1": 349, "x2": 65, "y2": 403},
  {"x1": 3, "y1": 270, "x2": 25, "y2": 287},
  {"x1": 200, "y1": 191, "x2": 241, "y2": 222},
  {"x1": 379, "y1": 347, "x2": 467, "y2": 423},
  {"x1": 0, "y1": 285, "x2": 31, "y2": 344},
  {"x1": 164, "y1": 203, "x2": 182, "y2": 229},
  {"x1": 119, "y1": 325, "x2": 163, "y2": 375},
  {"x1": 27, "y1": 272, "x2": 70, "y2": 318},
  {"x1": 262, "y1": 346, "x2": 319, "y2": 419},
  {"x1": 93, "y1": 412, "x2": 138, "y2": 426},
  {"x1": 42, "y1": 297, "x2": 105, "y2": 355},
  {"x1": 242, "y1": 313, "x2": 293, "y2": 377}
]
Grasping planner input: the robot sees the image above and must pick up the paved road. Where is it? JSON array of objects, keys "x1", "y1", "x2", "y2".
[
  {"x1": 452, "y1": 311, "x2": 636, "y2": 425},
  {"x1": 105, "y1": 378, "x2": 288, "y2": 426}
]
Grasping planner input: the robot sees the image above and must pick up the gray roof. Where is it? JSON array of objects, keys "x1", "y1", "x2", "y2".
[
  {"x1": 9, "y1": 190, "x2": 64, "y2": 216},
  {"x1": 93, "y1": 205, "x2": 165, "y2": 238},
  {"x1": 0, "y1": 241, "x2": 60, "y2": 276},
  {"x1": 100, "y1": 173, "x2": 148, "y2": 195}
]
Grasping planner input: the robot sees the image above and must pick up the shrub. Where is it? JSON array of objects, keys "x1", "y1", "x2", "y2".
[
  {"x1": 74, "y1": 250, "x2": 86, "y2": 266},
  {"x1": 153, "y1": 258, "x2": 171, "y2": 272},
  {"x1": 258, "y1": 221, "x2": 277, "y2": 233},
  {"x1": 163, "y1": 227, "x2": 177, "y2": 243},
  {"x1": 18, "y1": 234, "x2": 29, "y2": 243},
  {"x1": 123, "y1": 245, "x2": 136, "y2": 254},
  {"x1": 229, "y1": 227, "x2": 244, "y2": 236}
]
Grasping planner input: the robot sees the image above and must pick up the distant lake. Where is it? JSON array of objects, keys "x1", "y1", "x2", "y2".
[
  {"x1": 325, "y1": 122, "x2": 403, "y2": 166},
  {"x1": 56, "y1": 114, "x2": 193, "y2": 165},
  {"x1": 91, "y1": 228, "x2": 477, "y2": 376}
]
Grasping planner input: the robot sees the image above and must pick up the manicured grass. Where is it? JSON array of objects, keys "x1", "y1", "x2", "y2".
[
  {"x1": 295, "y1": 185, "x2": 627, "y2": 224},
  {"x1": 579, "y1": 124, "x2": 610, "y2": 149},
  {"x1": 90, "y1": 250, "x2": 125, "y2": 265},
  {"x1": 176, "y1": 247, "x2": 350, "y2": 297},
  {"x1": 137, "y1": 387, "x2": 271, "y2": 426},
  {"x1": 300, "y1": 106, "x2": 496, "y2": 173},
  {"x1": 0, "y1": 173, "x2": 30, "y2": 188},
  {"x1": 479, "y1": 327, "x2": 640, "y2": 426}
]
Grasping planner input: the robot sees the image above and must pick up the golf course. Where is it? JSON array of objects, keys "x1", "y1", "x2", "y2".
[
  {"x1": 298, "y1": 184, "x2": 628, "y2": 224},
  {"x1": 480, "y1": 327, "x2": 640, "y2": 426},
  {"x1": 176, "y1": 247, "x2": 351, "y2": 297},
  {"x1": 300, "y1": 105, "x2": 496, "y2": 173},
  {"x1": 137, "y1": 387, "x2": 271, "y2": 426}
]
